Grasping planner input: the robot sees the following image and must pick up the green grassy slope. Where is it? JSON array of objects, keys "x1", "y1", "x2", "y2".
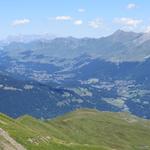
[{"x1": 0, "y1": 109, "x2": 150, "y2": 150}]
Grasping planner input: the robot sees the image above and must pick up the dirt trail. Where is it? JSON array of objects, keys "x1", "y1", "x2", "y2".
[{"x1": 0, "y1": 128, "x2": 26, "y2": 150}]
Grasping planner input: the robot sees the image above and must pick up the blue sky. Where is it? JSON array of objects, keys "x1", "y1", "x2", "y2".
[{"x1": 0, "y1": 0, "x2": 150, "y2": 38}]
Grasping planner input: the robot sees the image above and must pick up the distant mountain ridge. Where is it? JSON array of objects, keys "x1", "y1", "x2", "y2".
[
  {"x1": 0, "y1": 33, "x2": 56, "y2": 44},
  {"x1": 1, "y1": 30, "x2": 150, "y2": 62}
]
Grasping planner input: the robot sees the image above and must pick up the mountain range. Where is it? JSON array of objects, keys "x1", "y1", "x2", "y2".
[{"x1": 0, "y1": 30, "x2": 150, "y2": 119}]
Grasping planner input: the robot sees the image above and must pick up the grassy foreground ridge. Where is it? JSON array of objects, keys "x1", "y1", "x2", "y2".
[{"x1": 0, "y1": 109, "x2": 150, "y2": 150}]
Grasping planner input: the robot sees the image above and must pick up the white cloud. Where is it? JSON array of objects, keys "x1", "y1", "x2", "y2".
[
  {"x1": 89, "y1": 18, "x2": 103, "y2": 29},
  {"x1": 55, "y1": 16, "x2": 72, "y2": 21},
  {"x1": 127, "y1": 3, "x2": 137, "y2": 9},
  {"x1": 145, "y1": 26, "x2": 150, "y2": 33},
  {"x1": 78, "y1": 8, "x2": 85, "y2": 13},
  {"x1": 74, "y1": 20, "x2": 83, "y2": 25},
  {"x1": 114, "y1": 17, "x2": 142, "y2": 27},
  {"x1": 12, "y1": 19, "x2": 30, "y2": 26}
]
